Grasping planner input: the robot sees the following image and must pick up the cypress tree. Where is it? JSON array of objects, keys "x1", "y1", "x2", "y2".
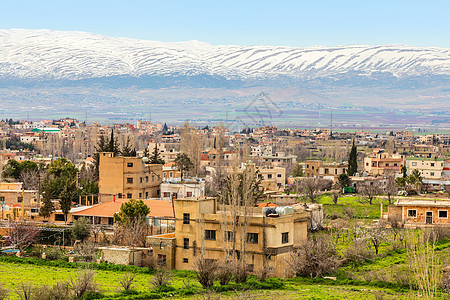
[{"x1": 347, "y1": 140, "x2": 358, "y2": 176}]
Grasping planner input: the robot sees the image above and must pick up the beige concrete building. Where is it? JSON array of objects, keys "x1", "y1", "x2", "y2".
[
  {"x1": 304, "y1": 160, "x2": 348, "y2": 182},
  {"x1": 147, "y1": 197, "x2": 308, "y2": 278},
  {"x1": 364, "y1": 149, "x2": 404, "y2": 176},
  {"x1": 98, "y1": 152, "x2": 163, "y2": 201},
  {"x1": 258, "y1": 166, "x2": 286, "y2": 192},
  {"x1": 388, "y1": 199, "x2": 449, "y2": 228},
  {"x1": 406, "y1": 158, "x2": 445, "y2": 179},
  {"x1": 0, "y1": 182, "x2": 39, "y2": 220}
]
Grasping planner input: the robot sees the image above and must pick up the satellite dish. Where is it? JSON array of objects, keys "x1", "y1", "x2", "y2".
[{"x1": 142, "y1": 157, "x2": 149, "y2": 163}]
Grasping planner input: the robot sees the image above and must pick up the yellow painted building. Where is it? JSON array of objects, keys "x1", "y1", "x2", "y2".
[
  {"x1": 148, "y1": 197, "x2": 308, "y2": 278},
  {"x1": 98, "y1": 152, "x2": 163, "y2": 201}
]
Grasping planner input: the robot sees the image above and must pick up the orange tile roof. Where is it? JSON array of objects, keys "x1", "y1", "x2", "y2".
[
  {"x1": 72, "y1": 199, "x2": 174, "y2": 218},
  {"x1": 256, "y1": 202, "x2": 278, "y2": 208}
]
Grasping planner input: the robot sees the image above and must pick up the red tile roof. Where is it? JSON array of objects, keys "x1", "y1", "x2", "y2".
[{"x1": 72, "y1": 199, "x2": 174, "y2": 219}]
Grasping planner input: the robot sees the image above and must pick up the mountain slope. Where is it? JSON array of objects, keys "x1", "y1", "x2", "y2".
[{"x1": 0, "y1": 28, "x2": 449, "y2": 81}]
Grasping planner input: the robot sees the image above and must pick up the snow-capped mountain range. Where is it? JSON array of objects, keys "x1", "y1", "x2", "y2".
[{"x1": 0, "y1": 28, "x2": 449, "y2": 82}]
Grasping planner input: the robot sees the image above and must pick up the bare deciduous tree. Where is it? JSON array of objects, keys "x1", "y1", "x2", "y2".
[
  {"x1": 216, "y1": 261, "x2": 233, "y2": 286},
  {"x1": 70, "y1": 269, "x2": 98, "y2": 300},
  {"x1": 20, "y1": 169, "x2": 40, "y2": 190},
  {"x1": 150, "y1": 269, "x2": 172, "y2": 288},
  {"x1": 16, "y1": 282, "x2": 32, "y2": 300},
  {"x1": 119, "y1": 273, "x2": 136, "y2": 291},
  {"x1": 362, "y1": 221, "x2": 387, "y2": 255},
  {"x1": 288, "y1": 234, "x2": 338, "y2": 278},
  {"x1": 8, "y1": 221, "x2": 40, "y2": 251},
  {"x1": 0, "y1": 284, "x2": 9, "y2": 300},
  {"x1": 195, "y1": 257, "x2": 219, "y2": 289},
  {"x1": 358, "y1": 181, "x2": 382, "y2": 205},
  {"x1": 298, "y1": 177, "x2": 332, "y2": 203}
]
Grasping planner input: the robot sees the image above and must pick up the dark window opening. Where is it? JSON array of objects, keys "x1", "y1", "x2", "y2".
[
  {"x1": 183, "y1": 213, "x2": 190, "y2": 224},
  {"x1": 247, "y1": 233, "x2": 259, "y2": 244},
  {"x1": 282, "y1": 232, "x2": 289, "y2": 244},
  {"x1": 205, "y1": 230, "x2": 216, "y2": 240}
]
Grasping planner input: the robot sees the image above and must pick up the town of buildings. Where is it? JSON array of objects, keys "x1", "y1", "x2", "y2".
[{"x1": 0, "y1": 117, "x2": 449, "y2": 277}]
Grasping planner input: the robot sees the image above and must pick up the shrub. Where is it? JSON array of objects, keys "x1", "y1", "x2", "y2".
[
  {"x1": 119, "y1": 273, "x2": 136, "y2": 291},
  {"x1": 194, "y1": 258, "x2": 219, "y2": 288},
  {"x1": 71, "y1": 218, "x2": 91, "y2": 243},
  {"x1": 70, "y1": 269, "x2": 99, "y2": 300},
  {"x1": 81, "y1": 291, "x2": 104, "y2": 300},
  {"x1": 216, "y1": 261, "x2": 233, "y2": 285},
  {"x1": 150, "y1": 270, "x2": 172, "y2": 288},
  {"x1": 16, "y1": 282, "x2": 33, "y2": 300},
  {"x1": 0, "y1": 283, "x2": 9, "y2": 300},
  {"x1": 141, "y1": 255, "x2": 155, "y2": 270},
  {"x1": 288, "y1": 234, "x2": 338, "y2": 278},
  {"x1": 344, "y1": 241, "x2": 373, "y2": 265},
  {"x1": 33, "y1": 282, "x2": 71, "y2": 300},
  {"x1": 45, "y1": 247, "x2": 65, "y2": 261},
  {"x1": 233, "y1": 261, "x2": 248, "y2": 284}
]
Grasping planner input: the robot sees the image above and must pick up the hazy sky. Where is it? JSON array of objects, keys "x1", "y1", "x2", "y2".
[{"x1": 1, "y1": 0, "x2": 449, "y2": 47}]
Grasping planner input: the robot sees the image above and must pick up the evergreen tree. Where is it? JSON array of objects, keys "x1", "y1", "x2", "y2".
[
  {"x1": 59, "y1": 178, "x2": 77, "y2": 223},
  {"x1": 347, "y1": 140, "x2": 358, "y2": 176},
  {"x1": 162, "y1": 123, "x2": 168, "y2": 134},
  {"x1": 401, "y1": 165, "x2": 407, "y2": 178},
  {"x1": 108, "y1": 130, "x2": 120, "y2": 156},
  {"x1": 39, "y1": 182, "x2": 54, "y2": 219},
  {"x1": 143, "y1": 147, "x2": 150, "y2": 158},
  {"x1": 174, "y1": 153, "x2": 194, "y2": 181},
  {"x1": 121, "y1": 137, "x2": 136, "y2": 157},
  {"x1": 149, "y1": 144, "x2": 165, "y2": 164}
]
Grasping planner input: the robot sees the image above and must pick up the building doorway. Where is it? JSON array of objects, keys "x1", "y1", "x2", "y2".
[{"x1": 426, "y1": 211, "x2": 433, "y2": 224}]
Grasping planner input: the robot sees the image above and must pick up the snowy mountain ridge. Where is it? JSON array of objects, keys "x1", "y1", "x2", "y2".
[{"x1": 0, "y1": 28, "x2": 449, "y2": 81}]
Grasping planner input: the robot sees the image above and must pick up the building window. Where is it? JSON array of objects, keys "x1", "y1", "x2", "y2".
[
  {"x1": 267, "y1": 174, "x2": 272, "y2": 179},
  {"x1": 18, "y1": 197, "x2": 23, "y2": 203},
  {"x1": 247, "y1": 233, "x2": 259, "y2": 244},
  {"x1": 55, "y1": 214, "x2": 65, "y2": 221},
  {"x1": 282, "y1": 232, "x2": 289, "y2": 244},
  {"x1": 127, "y1": 162, "x2": 133, "y2": 167},
  {"x1": 183, "y1": 213, "x2": 190, "y2": 224},
  {"x1": 431, "y1": 163, "x2": 435, "y2": 167},
  {"x1": 140, "y1": 177, "x2": 143, "y2": 183},
  {"x1": 163, "y1": 192, "x2": 170, "y2": 198},
  {"x1": 145, "y1": 192, "x2": 148, "y2": 198},
  {"x1": 225, "y1": 231, "x2": 234, "y2": 242},
  {"x1": 127, "y1": 178, "x2": 133, "y2": 184},
  {"x1": 127, "y1": 193, "x2": 132, "y2": 199},
  {"x1": 407, "y1": 209, "x2": 417, "y2": 218},
  {"x1": 183, "y1": 258, "x2": 189, "y2": 263},
  {"x1": 108, "y1": 217, "x2": 114, "y2": 225},
  {"x1": 139, "y1": 193, "x2": 142, "y2": 198},
  {"x1": 0, "y1": 196, "x2": 4, "y2": 204},
  {"x1": 118, "y1": 193, "x2": 122, "y2": 199},
  {"x1": 183, "y1": 238, "x2": 189, "y2": 249},
  {"x1": 277, "y1": 174, "x2": 282, "y2": 178},
  {"x1": 205, "y1": 230, "x2": 216, "y2": 240},
  {"x1": 157, "y1": 254, "x2": 166, "y2": 266},
  {"x1": 186, "y1": 192, "x2": 193, "y2": 197},
  {"x1": 438, "y1": 210, "x2": 448, "y2": 219},
  {"x1": 145, "y1": 176, "x2": 148, "y2": 182},
  {"x1": 247, "y1": 264, "x2": 254, "y2": 272},
  {"x1": 169, "y1": 172, "x2": 173, "y2": 177},
  {"x1": 431, "y1": 172, "x2": 435, "y2": 176}
]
